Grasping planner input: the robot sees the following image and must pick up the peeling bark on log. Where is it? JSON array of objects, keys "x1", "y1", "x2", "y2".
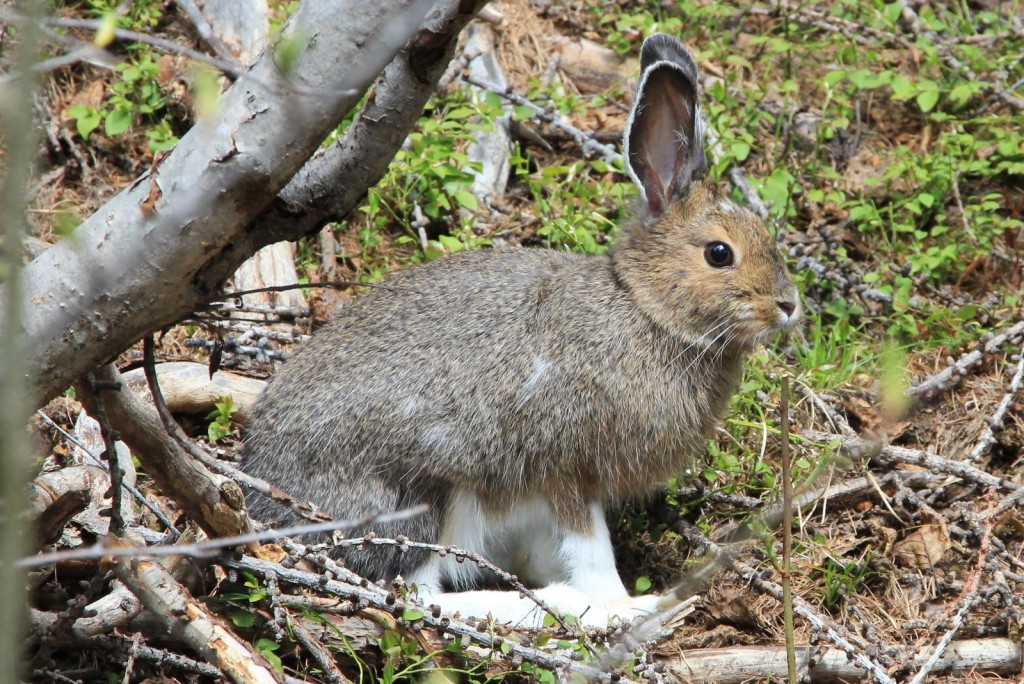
[
  {"x1": 112, "y1": 545, "x2": 280, "y2": 684},
  {"x1": 232, "y1": 241, "x2": 309, "y2": 322},
  {"x1": 666, "y1": 640, "x2": 1024, "y2": 683},
  {"x1": 197, "y1": 0, "x2": 268, "y2": 62}
]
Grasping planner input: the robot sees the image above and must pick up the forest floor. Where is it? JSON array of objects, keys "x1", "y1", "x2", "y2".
[{"x1": 16, "y1": 0, "x2": 1024, "y2": 682}]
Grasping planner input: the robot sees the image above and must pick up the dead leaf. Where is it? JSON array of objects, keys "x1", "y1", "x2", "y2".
[
  {"x1": 253, "y1": 543, "x2": 287, "y2": 563},
  {"x1": 893, "y1": 524, "x2": 952, "y2": 568},
  {"x1": 68, "y1": 79, "x2": 106, "y2": 111}
]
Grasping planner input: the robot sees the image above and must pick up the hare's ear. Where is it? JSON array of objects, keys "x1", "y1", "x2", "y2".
[{"x1": 624, "y1": 34, "x2": 708, "y2": 218}]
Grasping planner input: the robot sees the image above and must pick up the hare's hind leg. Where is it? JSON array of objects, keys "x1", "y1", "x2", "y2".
[{"x1": 406, "y1": 494, "x2": 659, "y2": 628}]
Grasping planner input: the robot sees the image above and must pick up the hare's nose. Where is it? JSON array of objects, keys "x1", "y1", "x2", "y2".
[{"x1": 777, "y1": 300, "x2": 796, "y2": 318}]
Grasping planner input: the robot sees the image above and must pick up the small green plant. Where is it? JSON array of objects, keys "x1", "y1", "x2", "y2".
[
  {"x1": 206, "y1": 395, "x2": 237, "y2": 443},
  {"x1": 85, "y1": 0, "x2": 164, "y2": 32},
  {"x1": 254, "y1": 638, "x2": 284, "y2": 671},
  {"x1": 67, "y1": 52, "x2": 179, "y2": 152},
  {"x1": 223, "y1": 572, "x2": 268, "y2": 604},
  {"x1": 818, "y1": 551, "x2": 876, "y2": 611},
  {"x1": 223, "y1": 572, "x2": 267, "y2": 630}
]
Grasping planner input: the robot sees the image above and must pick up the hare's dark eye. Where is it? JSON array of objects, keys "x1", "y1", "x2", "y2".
[{"x1": 704, "y1": 242, "x2": 734, "y2": 268}]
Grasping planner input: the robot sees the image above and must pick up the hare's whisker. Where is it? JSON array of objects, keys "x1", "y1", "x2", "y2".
[
  {"x1": 665, "y1": 317, "x2": 731, "y2": 368},
  {"x1": 681, "y1": 322, "x2": 738, "y2": 379}
]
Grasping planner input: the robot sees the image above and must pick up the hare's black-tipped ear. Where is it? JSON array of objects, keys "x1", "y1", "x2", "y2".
[{"x1": 625, "y1": 33, "x2": 708, "y2": 218}]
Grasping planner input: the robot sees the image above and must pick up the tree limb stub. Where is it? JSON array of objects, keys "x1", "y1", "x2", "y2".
[
  {"x1": 77, "y1": 364, "x2": 250, "y2": 539},
  {"x1": 10, "y1": 0, "x2": 460, "y2": 405}
]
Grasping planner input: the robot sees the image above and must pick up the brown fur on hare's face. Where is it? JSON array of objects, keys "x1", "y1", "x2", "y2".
[{"x1": 614, "y1": 179, "x2": 800, "y2": 352}]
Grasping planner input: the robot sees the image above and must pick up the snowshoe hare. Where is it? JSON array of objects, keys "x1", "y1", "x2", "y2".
[{"x1": 242, "y1": 33, "x2": 800, "y2": 627}]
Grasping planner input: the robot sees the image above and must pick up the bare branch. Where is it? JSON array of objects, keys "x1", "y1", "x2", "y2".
[
  {"x1": 464, "y1": 74, "x2": 621, "y2": 164},
  {"x1": 967, "y1": 351, "x2": 1024, "y2": 462},
  {"x1": 18, "y1": 506, "x2": 429, "y2": 568},
  {"x1": 0, "y1": 2, "x2": 43, "y2": 680},
  {"x1": 803, "y1": 428, "x2": 1019, "y2": 495},
  {"x1": 111, "y1": 540, "x2": 281, "y2": 684},
  {"x1": 909, "y1": 319, "x2": 1024, "y2": 402},
  {"x1": 4, "y1": 0, "x2": 450, "y2": 405}
]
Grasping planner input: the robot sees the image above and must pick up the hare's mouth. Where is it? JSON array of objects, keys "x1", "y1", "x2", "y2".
[{"x1": 732, "y1": 308, "x2": 801, "y2": 348}]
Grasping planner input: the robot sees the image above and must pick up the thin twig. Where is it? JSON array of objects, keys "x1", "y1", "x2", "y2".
[
  {"x1": 780, "y1": 377, "x2": 798, "y2": 684},
  {"x1": 89, "y1": 634, "x2": 223, "y2": 678},
  {"x1": 906, "y1": 496, "x2": 994, "y2": 684},
  {"x1": 0, "y1": 11, "x2": 246, "y2": 79},
  {"x1": 909, "y1": 319, "x2": 1024, "y2": 401},
  {"x1": 464, "y1": 75, "x2": 621, "y2": 164},
  {"x1": 967, "y1": 350, "x2": 1024, "y2": 462},
  {"x1": 18, "y1": 505, "x2": 429, "y2": 568},
  {"x1": 804, "y1": 429, "x2": 1019, "y2": 495},
  {"x1": 83, "y1": 373, "x2": 128, "y2": 535}
]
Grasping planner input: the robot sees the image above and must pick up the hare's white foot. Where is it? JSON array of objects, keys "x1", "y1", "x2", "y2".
[
  {"x1": 409, "y1": 494, "x2": 653, "y2": 628},
  {"x1": 532, "y1": 583, "x2": 660, "y2": 627},
  {"x1": 413, "y1": 584, "x2": 666, "y2": 629}
]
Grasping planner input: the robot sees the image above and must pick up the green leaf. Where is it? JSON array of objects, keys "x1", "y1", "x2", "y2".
[
  {"x1": 916, "y1": 88, "x2": 939, "y2": 113},
  {"x1": 437, "y1": 234, "x2": 464, "y2": 252},
  {"x1": 453, "y1": 190, "x2": 478, "y2": 211},
  {"x1": 69, "y1": 106, "x2": 101, "y2": 139},
  {"x1": 230, "y1": 610, "x2": 256, "y2": 628},
  {"x1": 954, "y1": 304, "x2": 978, "y2": 321},
  {"x1": 890, "y1": 75, "x2": 915, "y2": 101},
  {"x1": 513, "y1": 104, "x2": 535, "y2": 120},
  {"x1": 635, "y1": 576, "x2": 652, "y2": 594},
  {"x1": 730, "y1": 140, "x2": 751, "y2": 161},
  {"x1": 823, "y1": 70, "x2": 848, "y2": 87},
  {"x1": 105, "y1": 107, "x2": 132, "y2": 136},
  {"x1": 254, "y1": 639, "x2": 283, "y2": 672},
  {"x1": 402, "y1": 608, "x2": 424, "y2": 622}
]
